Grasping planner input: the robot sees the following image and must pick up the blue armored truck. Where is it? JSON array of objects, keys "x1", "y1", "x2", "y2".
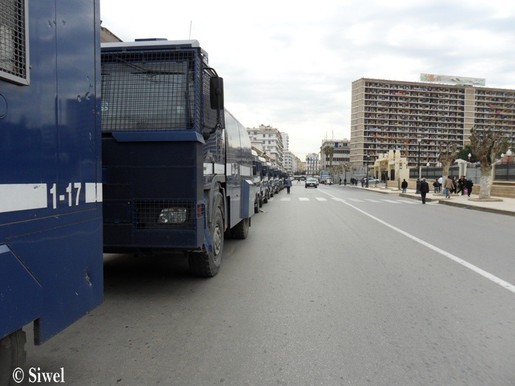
[
  {"x1": 0, "y1": 0, "x2": 103, "y2": 381},
  {"x1": 101, "y1": 40, "x2": 256, "y2": 277}
]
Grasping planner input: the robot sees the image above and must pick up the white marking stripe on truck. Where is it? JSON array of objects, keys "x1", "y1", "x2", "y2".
[
  {"x1": 0, "y1": 182, "x2": 102, "y2": 213},
  {"x1": 85, "y1": 183, "x2": 103, "y2": 203},
  {"x1": 0, "y1": 184, "x2": 48, "y2": 213},
  {"x1": 203, "y1": 163, "x2": 225, "y2": 176},
  {"x1": 240, "y1": 165, "x2": 252, "y2": 177}
]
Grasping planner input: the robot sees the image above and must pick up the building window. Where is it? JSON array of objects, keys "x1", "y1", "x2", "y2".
[{"x1": 0, "y1": 0, "x2": 29, "y2": 85}]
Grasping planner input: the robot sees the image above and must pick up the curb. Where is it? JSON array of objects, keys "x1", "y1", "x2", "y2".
[
  {"x1": 437, "y1": 199, "x2": 515, "y2": 217},
  {"x1": 342, "y1": 185, "x2": 514, "y2": 216},
  {"x1": 399, "y1": 193, "x2": 437, "y2": 203}
]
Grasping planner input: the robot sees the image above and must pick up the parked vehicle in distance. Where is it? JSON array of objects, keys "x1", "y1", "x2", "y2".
[
  {"x1": 366, "y1": 177, "x2": 380, "y2": 184},
  {"x1": 305, "y1": 177, "x2": 319, "y2": 188}
]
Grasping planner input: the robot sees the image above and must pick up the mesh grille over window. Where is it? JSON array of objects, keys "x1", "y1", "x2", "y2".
[
  {"x1": 101, "y1": 50, "x2": 200, "y2": 132},
  {"x1": 0, "y1": 0, "x2": 28, "y2": 84}
]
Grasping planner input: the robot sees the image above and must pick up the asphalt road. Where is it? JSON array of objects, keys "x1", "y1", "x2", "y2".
[{"x1": 23, "y1": 184, "x2": 515, "y2": 385}]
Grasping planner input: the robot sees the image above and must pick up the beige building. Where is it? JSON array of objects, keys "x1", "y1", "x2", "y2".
[
  {"x1": 350, "y1": 77, "x2": 515, "y2": 168},
  {"x1": 101, "y1": 26, "x2": 123, "y2": 43}
]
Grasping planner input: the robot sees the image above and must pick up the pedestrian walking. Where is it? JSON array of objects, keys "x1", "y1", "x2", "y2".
[
  {"x1": 465, "y1": 178, "x2": 474, "y2": 197},
  {"x1": 456, "y1": 176, "x2": 466, "y2": 195},
  {"x1": 443, "y1": 176, "x2": 453, "y2": 198},
  {"x1": 451, "y1": 176, "x2": 457, "y2": 195},
  {"x1": 419, "y1": 178, "x2": 430, "y2": 204},
  {"x1": 284, "y1": 177, "x2": 292, "y2": 194},
  {"x1": 432, "y1": 178, "x2": 441, "y2": 193},
  {"x1": 401, "y1": 179, "x2": 408, "y2": 193}
]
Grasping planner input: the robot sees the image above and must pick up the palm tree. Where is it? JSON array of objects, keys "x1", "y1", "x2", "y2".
[{"x1": 322, "y1": 145, "x2": 334, "y2": 172}]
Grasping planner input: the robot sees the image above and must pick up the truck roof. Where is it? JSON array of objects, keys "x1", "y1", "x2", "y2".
[
  {"x1": 101, "y1": 39, "x2": 201, "y2": 50},
  {"x1": 101, "y1": 39, "x2": 208, "y2": 63}
]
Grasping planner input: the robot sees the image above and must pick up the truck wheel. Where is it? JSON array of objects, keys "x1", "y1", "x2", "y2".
[
  {"x1": 231, "y1": 217, "x2": 250, "y2": 240},
  {"x1": 189, "y1": 206, "x2": 224, "y2": 277},
  {"x1": 0, "y1": 329, "x2": 26, "y2": 386}
]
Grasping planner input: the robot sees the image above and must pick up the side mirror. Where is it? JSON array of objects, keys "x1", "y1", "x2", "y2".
[{"x1": 210, "y1": 77, "x2": 224, "y2": 110}]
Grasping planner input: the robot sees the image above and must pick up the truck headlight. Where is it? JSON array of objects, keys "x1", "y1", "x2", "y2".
[{"x1": 158, "y1": 208, "x2": 188, "y2": 224}]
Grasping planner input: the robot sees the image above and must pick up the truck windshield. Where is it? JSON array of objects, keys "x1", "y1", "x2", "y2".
[{"x1": 101, "y1": 58, "x2": 193, "y2": 132}]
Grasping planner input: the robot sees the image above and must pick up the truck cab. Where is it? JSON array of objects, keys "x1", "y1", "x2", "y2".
[{"x1": 101, "y1": 40, "x2": 255, "y2": 276}]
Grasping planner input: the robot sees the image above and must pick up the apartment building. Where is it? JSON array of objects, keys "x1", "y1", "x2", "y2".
[
  {"x1": 247, "y1": 124, "x2": 284, "y2": 168},
  {"x1": 283, "y1": 150, "x2": 300, "y2": 175},
  {"x1": 350, "y1": 77, "x2": 515, "y2": 168},
  {"x1": 305, "y1": 153, "x2": 319, "y2": 176}
]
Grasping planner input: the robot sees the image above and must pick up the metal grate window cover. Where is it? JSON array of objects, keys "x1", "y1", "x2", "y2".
[
  {"x1": 101, "y1": 50, "x2": 201, "y2": 132},
  {"x1": 0, "y1": 0, "x2": 28, "y2": 84},
  {"x1": 134, "y1": 200, "x2": 196, "y2": 230}
]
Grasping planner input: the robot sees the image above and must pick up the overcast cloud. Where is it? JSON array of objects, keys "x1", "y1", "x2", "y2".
[{"x1": 100, "y1": 0, "x2": 515, "y2": 159}]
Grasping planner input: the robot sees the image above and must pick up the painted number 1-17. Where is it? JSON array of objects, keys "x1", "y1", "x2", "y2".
[{"x1": 49, "y1": 183, "x2": 82, "y2": 209}]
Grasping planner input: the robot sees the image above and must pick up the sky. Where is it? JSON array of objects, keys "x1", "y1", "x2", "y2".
[{"x1": 100, "y1": 0, "x2": 515, "y2": 160}]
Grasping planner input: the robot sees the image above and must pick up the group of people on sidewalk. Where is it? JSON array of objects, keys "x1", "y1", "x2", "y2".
[
  {"x1": 401, "y1": 175, "x2": 474, "y2": 204},
  {"x1": 440, "y1": 175, "x2": 474, "y2": 199}
]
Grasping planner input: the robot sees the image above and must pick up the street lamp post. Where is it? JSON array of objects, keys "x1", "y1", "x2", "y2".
[
  {"x1": 416, "y1": 137, "x2": 422, "y2": 193},
  {"x1": 365, "y1": 163, "x2": 369, "y2": 188},
  {"x1": 508, "y1": 149, "x2": 513, "y2": 180},
  {"x1": 364, "y1": 154, "x2": 370, "y2": 188},
  {"x1": 501, "y1": 149, "x2": 513, "y2": 180}
]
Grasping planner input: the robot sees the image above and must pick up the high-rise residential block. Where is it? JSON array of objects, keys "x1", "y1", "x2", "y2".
[{"x1": 350, "y1": 78, "x2": 515, "y2": 168}]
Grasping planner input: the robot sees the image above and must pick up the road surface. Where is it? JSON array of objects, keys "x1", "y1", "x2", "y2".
[{"x1": 23, "y1": 184, "x2": 515, "y2": 385}]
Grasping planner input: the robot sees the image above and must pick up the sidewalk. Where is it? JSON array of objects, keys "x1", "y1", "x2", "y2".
[{"x1": 348, "y1": 184, "x2": 515, "y2": 217}]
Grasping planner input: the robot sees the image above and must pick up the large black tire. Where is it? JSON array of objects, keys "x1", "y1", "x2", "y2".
[
  {"x1": 0, "y1": 329, "x2": 27, "y2": 386},
  {"x1": 231, "y1": 217, "x2": 250, "y2": 240},
  {"x1": 189, "y1": 206, "x2": 224, "y2": 277}
]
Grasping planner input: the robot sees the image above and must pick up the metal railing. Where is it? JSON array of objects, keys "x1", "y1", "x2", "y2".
[{"x1": 410, "y1": 162, "x2": 515, "y2": 183}]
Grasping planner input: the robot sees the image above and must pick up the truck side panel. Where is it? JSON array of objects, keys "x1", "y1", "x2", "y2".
[
  {"x1": 0, "y1": 0, "x2": 103, "y2": 343},
  {"x1": 224, "y1": 111, "x2": 256, "y2": 227}
]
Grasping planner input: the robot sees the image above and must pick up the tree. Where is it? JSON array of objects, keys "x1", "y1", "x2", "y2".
[
  {"x1": 469, "y1": 126, "x2": 509, "y2": 199},
  {"x1": 456, "y1": 145, "x2": 477, "y2": 162},
  {"x1": 438, "y1": 142, "x2": 458, "y2": 181}
]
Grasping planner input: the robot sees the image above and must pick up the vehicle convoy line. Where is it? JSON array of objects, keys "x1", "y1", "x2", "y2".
[{"x1": 319, "y1": 189, "x2": 515, "y2": 295}]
